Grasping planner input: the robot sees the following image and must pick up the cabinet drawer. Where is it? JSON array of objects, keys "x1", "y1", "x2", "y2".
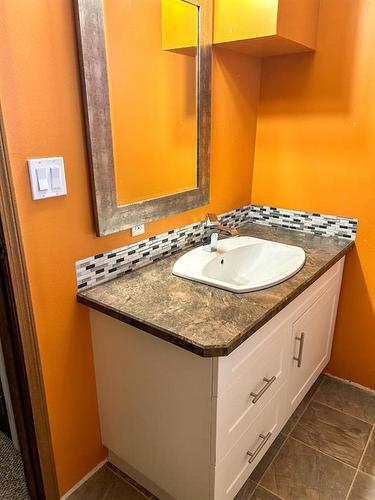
[
  {"x1": 213, "y1": 385, "x2": 286, "y2": 500},
  {"x1": 216, "y1": 309, "x2": 290, "y2": 397},
  {"x1": 215, "y1": 327, "x2": 288, "y2": 462}
]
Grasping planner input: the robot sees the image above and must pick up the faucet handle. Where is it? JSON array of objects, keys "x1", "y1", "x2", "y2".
[
  {"x1": 203, "y1": 231, "x2": 219, "y2": 253},
  {"x1": 206, "y1": 213, "x2": 219, "y2": 227},
  {"x1": 210, "y1": 232, "x2": 219, "y2": 251}
]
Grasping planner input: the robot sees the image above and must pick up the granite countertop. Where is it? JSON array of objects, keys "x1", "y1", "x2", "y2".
[{"x1": 77, "y1": 223, "x2": 354, "y2": 357}]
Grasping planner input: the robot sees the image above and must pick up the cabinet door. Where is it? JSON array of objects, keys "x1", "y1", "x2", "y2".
[{"x1": 288, "y1": 279, "x2": 341, "y2": 413}]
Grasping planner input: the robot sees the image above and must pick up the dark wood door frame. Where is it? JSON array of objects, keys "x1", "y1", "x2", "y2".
[{"x1": 0, "y1": 105, "x2": 59, "y2": 499}]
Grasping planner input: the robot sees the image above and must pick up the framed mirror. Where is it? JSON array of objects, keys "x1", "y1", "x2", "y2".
[{"x1": 75, "y1": 0, "x2": 212, "y2": 236}]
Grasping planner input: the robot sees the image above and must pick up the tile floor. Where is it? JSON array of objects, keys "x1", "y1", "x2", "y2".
[{"x1": 68, "y1": 375, "x2": 375, "y2": 500}]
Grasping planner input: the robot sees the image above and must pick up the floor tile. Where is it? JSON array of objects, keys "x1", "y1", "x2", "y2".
[
  {"x1": 292, "y1": 401, "x2": 372, "y2": 467},
  {"x1": 260, "y1": 437, "x2": 355, "y2": 500},
  {"x1": 251, "y1": 487, "x2": 281, "y2": 499},
  {"x1": 234, "y1": 477, "x2": 257, "y2": 499},
  {"x1": 314, "y1": 377, "x2": 375, "y2": 424},
  {"x1": 67, "y1": 465, "x2": 146, "y2": 500},
  {"x1": 282, "y1": 377, "x2": 323, "y2": 435},
  {"x1": 250, "y1": 434, "x2": 287, "y2": 483},
  {"x1": 107, "y1": 463, "x2": 152, "y2": 497},
  {"x1": 360, "y1": 429, "x2": 375, "y2": 477},
  {"x1": 348, "y1": 472, "x2": 375, "y2": 500}
]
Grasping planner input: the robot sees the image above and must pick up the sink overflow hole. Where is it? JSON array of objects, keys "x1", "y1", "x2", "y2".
[{"x1": 221, "y1": 259, "x2": 224, "y2": 265}]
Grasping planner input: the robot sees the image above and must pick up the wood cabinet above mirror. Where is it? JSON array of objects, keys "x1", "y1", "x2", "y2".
[{"x1": 74, "y1": 0, "x2": 212, "y2": 236}]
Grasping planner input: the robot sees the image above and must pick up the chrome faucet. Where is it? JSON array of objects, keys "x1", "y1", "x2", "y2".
[{"x1": 205, "y1": 213, "x2": 239, "y2": 238}]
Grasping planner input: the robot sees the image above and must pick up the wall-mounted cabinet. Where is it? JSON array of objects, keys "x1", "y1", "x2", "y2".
[{"x1": 163, "y1": 0, "x2": 320, "y2": 57}]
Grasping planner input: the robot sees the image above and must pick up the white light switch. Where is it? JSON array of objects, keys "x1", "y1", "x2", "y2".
[
  {"x1": 28, "y1": 157, "x2": 67, "y2": 200},
  {"x1": 37, "y1": 167, "x2": 49, "y2": 191},
  {"x1": 50, "y1": 165, "x2": 61, "y2": 189}
]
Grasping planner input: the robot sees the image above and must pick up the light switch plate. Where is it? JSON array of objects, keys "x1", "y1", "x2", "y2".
[{"x1": 27, "y1": 157, "x2": 67, "y2": 200}]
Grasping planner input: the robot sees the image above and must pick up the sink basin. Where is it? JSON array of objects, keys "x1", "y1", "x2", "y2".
[{"x1": 172, "y1": 236, "x2": 306, "y2": 293}]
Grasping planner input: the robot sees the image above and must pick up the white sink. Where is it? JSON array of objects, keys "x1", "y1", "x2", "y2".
[{"x1": 172, "y1": 236, "x2": 306, "y2": 293}]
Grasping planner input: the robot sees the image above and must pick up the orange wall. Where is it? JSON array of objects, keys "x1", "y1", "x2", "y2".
[
  {"x1": 252, "y1": 0, "x2": 375, "y2": 389},
  {"x1": 0, "y1": 1, "x2": 261, "y2": 494}
]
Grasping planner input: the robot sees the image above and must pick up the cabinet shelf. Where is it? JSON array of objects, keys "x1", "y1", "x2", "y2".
[{"x1": 163, "y1": 0, "x2": 320, "y2": 57}]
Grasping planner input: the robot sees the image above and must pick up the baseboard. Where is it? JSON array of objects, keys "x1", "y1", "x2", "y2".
[
  {"x1": 324, "y1": 372, "x2": 375, "y2": 394},
  {"x1": 60, "y1": 458, "x2": 108, "y2": 500}
]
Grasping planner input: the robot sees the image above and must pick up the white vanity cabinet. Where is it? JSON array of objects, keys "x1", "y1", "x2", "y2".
[{"x1": 89, "y1": 258, "x2": 344, "y2": 500}]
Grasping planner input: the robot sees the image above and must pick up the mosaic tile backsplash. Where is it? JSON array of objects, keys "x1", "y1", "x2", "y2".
[{"x1": 76, "y1": 204, "x2": 357, "y2": 291}]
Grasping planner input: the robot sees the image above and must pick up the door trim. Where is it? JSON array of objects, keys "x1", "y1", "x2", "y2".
[{"x1": 0, "y1": 106, "x2": 59, "y2": 498}]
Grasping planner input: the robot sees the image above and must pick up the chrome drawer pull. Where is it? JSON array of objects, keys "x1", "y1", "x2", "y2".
[
  {"x1": 250, "y1": 376, "x2": 277, "y2": 404},
  {"x1": 293, "y1": 332, "x2": 305, "y2": 368},
  {"x1": 247, "y1": 431, "x2": 272, "y2": 464}
]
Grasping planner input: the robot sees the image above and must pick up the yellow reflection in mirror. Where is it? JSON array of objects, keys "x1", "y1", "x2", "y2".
[{"x1": 162, "y1": 0, "x2": 198, "y2": 52}]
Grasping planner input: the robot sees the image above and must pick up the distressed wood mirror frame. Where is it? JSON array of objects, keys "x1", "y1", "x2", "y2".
[{"x1": 75, "y1": 0, "x2": 212, "y2": 236}]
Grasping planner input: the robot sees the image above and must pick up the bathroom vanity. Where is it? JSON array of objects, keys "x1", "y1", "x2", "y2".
[{"x1": 78, "y1": 224, "x2": 353, "y2": 500}]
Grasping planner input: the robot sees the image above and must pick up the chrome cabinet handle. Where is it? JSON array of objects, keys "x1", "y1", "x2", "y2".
[
  {"x1": 250, "y1": 376, "x2": 277, "y2": 404},
  {"x1": 293, "y1": 332, "x2": 305, "y2": 368},
  {"x1": 247, "y1": 431, "x2": 272, "y2": 464}
]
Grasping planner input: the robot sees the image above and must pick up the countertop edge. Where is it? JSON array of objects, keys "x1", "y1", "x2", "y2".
[
  {"x1": 77, "y1": 240, "x2": 354, "y2": 358},
  {"x1": 76, "y1": 294, "x2": 211, "y2": 356}
]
